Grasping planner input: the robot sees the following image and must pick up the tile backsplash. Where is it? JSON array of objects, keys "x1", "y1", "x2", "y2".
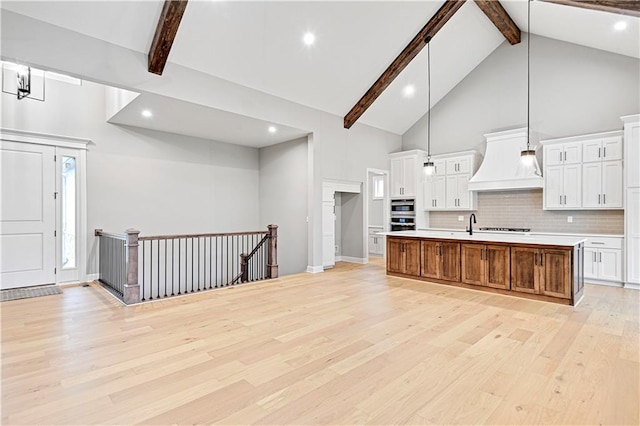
[{"x1": 429, "y1": 190, "x2": 624, "y2": 235}]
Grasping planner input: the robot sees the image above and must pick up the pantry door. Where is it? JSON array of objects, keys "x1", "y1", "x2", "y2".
[{"x1": 1, "y1": 141, "x2": 56, "y2": 289}]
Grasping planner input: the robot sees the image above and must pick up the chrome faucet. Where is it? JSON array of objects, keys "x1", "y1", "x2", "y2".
[{"x1": 467, "y1": 214, "x2": 477, "y2": 236}]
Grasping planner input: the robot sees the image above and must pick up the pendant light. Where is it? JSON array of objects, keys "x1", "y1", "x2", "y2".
[
  {"x1": 520, "y1": 0, "x2": 536, "y2": 167},
  {"x1": 16, "y1": 64, "x2": 31, "y2": 100},
  {"x1": 423, "y1": 36, "x2": 436, "y2": 176}
]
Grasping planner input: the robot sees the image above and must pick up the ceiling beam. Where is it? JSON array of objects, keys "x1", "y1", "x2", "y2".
[
  {"x1": 343, "y1": 0, "x2": 466, "y2": 129},
  {"x1": 148, "y1": 0, "x2": 189, "y2": 75},
  {"x1": 474, "y1": 1, "x2": 521, "y2": 44},
  {"x1": 538, "y1": 0, "x2": 640, "y2": 18}
]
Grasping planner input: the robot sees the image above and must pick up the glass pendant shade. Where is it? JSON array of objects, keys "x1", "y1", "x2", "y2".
[
  {"x1": 423, "y1": 160, "x2": 435, "y2": 176},
  {"x1": 517, "y1": 147, "x2": 541, "y2": 177}
]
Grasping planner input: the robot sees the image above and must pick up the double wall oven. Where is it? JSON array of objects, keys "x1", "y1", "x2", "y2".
[{"x1": 390, "y1": 199, "x2": 416, "y2": 231}]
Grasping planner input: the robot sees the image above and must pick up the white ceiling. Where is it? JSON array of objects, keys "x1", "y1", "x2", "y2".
[
  {"x1": 2, "y1": 0, "x2": 638, "y2": 141},
  {"x1": 108, "y1": 91, "x2": 310, "y2": 148}
]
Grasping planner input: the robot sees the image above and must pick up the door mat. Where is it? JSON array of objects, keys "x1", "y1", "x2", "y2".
[{"x1": 1, "y1": 285, "x2": 62, "y2": 302}]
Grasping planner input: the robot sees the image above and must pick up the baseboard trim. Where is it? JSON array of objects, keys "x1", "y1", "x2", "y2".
[
  {"x1": 624, "y1": 282, "x2": 640, "y2": 290},
  {"x1": 337, "y1": 256, "x2": 367, "y2": 264},
  {"x1": 85, "y1": 273, "x2": 99, "y2": 282},
  {"x1": 306, "y1": 265, "x2": 324, "y2": 274},
  {"x1": 585, "y1": 279, "x2": 624, "y2": 288}
]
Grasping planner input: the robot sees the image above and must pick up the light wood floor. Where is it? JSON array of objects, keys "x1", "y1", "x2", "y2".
[{"x1": 2, "y1": 260, "x2": 638, "y2": 425}]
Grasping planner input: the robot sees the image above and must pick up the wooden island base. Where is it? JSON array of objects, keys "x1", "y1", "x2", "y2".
[{"x1": 387, "y1": 235, "x2": 585, "y2": 306}]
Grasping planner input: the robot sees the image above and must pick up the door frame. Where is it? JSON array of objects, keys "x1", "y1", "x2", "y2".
[
  {"x1": 364, "y1": 168, "x2": 389, "y2": 261},
  {"x1": 0, "y1": 128, "x2": 89, "y2": 285}
]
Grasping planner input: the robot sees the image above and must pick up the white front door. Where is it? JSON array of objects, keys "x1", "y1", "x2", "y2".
[{"x1": 1, "y1": 141, "x2": 56, "y2": 289}]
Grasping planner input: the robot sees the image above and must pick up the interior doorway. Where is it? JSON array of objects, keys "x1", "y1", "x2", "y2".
[
  {"x1": 364, "y1": 168, "x2": 389, "y2": 260},
  {"x1": 1, "y1": 131, "x2": 87, "y2": 288},
  {"x1": 322, "y1": 179, "x2": 362, "y2": 269}
]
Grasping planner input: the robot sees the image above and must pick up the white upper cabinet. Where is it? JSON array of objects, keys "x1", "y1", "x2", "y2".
[
  {"x1": 389, "y1": 153, "x2": 421, "y2": 198},
  {"x1": 545, "y1": 141, "x2": 582, "y2": 166},
  {"x1": 542, "y1": 130, "x2": 623, "y2": 210},
  {"x1": 583, "y1": 136, "x2": 623, "y2": 163},
  {"x1": 423, "y1": 151, "x2": 481, "y2": 211}
]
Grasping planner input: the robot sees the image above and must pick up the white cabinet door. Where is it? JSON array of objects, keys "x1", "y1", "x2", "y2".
[
  {"x1": 433, "y1": 160, "x2": 446, "y2": 177},
  {"x1": 582, "y1": 139, "x2": 602, "y2": 163},
  {"x1": 424, "y1": 178, "x2": 435, "y2": 210},
  {"x1": 446, "y1": 174, "x2": 458, "y2": 209},
  {"x1": 389, "y1": 158, "x2": 403, "y2": 198},
  {"x1": 402, "y1": 156, "x2": 416, "y2": 197},
  {"x1": 457, "y1": 157, "x2": 471, "y2": 174},
  {"x1": 602, "y1": 136, "x2": 622, "y2": 161},
  {"x1": 627, "y1": 124, "x2": 640, "y2": 187},
  {"x1": 545, "y1": 145, "x2": 564, "y2": 166},
  {"x1": 602, "y1": 161, "x2": 623, "y2": 208},
  {"x1": 457, "y1": 174, "x2": 470, "y2": 209},
  {"x1": 434, "y1": 176, "x2": 446, "y2": 209},
  {"x1": 446, "y1": 158, "x2": 458, "y2": 175},
  {"x1": 545, "y1": 165, "x2": 563, "y2": 208},
  {"x1": 563, "y1": 164, "x2": 582, "y2": 208},
  {"x1": 582, "y1": 162, "x2": 602, "y2": 208},
  {"x1": 584, "y1": 248, "x2": 598, "y2": 279},
  {"x1": 598, "y1": 249, "x2": 622, "y2": 282},
  {"x1": 563, "y1": 142, "x2": 583, "y2": 164},
  {"x1": 627, "y1": 188, "x2": 640, "y2": 285},
  {"x1": 0, "y1": 142, "x2": 56, "y2": 289}
]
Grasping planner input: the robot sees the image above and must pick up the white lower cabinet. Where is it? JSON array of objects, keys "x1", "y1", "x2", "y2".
[
  {"x1": 368, "y1": 233, "x2": 384, "y2": 255},
  {"x1": 583, "y1": 236, "x2": 623, "y2": 283}
]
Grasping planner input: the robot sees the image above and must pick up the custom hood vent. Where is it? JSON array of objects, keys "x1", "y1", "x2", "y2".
[{"x1": 468, "y1": 128, "x2": 543, "y2": 192}]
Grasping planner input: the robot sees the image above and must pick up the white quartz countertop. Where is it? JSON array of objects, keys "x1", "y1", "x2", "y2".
[{"x1": 382, "y1": 230, "x2": 586, "y2": 246}]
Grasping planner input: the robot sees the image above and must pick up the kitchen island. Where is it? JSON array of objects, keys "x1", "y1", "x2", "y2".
[{"x1": 384, "y1": 230, "x2": 585, "y2": 305}]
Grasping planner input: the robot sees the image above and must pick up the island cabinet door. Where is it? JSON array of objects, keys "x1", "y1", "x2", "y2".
[
  {"x1": 511, "y1": 247, "x2": 539, "y2": 294},
  {"x1": 540, "y1": 249, "x2": 572, "y2": 299},
  {"x1": 387, "y1": 239, "x2": 405, "y2": 274},
  {"x1": 421, "y1": 240, "x2": 441, "y2": 279},
  {"x1": 404, "y1": 240, "x2": 421, "y2": 276},
  {"x1": 440, "y1": 242, "x2": 461, "y2": 282},
  {"x1": 485, "y1": 245, "x2": 511, "y2": 290},
  {"x1": 461, "y1": 244, "x2": 485, "y2": 286}
]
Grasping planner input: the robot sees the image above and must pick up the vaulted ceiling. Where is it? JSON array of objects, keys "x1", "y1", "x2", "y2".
[{"x1": 1, "y1": 1, "x2": 638, "y2": 144}]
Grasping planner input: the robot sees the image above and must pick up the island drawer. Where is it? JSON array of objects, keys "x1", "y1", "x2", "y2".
[{"x1": 584, "y1": 237, "x2": 623, "y2": 249}]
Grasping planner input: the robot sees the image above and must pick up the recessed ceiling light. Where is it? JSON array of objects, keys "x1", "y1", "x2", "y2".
[
  {"x1": 402, "y1": 84, "x2": 416, "y2": 98},
  {"x1": 614, "y1": 21, "x2": 628, "y2": 31},
  {"x1": 268, "y1": 126, "x2": 277, "y2": 133},
  {"x1": 141, "y1": 109, "x2": 153, "y2": 118},
  {"x1": 303, "y1": 32, "x2": 316, "y2": 46}
]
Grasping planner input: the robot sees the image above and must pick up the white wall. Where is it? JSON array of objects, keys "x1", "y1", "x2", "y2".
[
  {"x1": 259, "y1": 137, "x2": 308, "y2": 275},
  {"x1": 340, "y1": 192, "x2": 364, "y2": 259},
  {"x1": 403, "y1": 34, "x2": 640, "y2": 153},
  {"x1": 1, "y1": 79, "x2": 260, "y2": 275}
]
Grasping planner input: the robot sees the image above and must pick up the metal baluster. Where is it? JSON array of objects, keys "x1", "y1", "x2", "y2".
[
  {"x1": 157, "y1": 239, "x2": 160, "y2": 299},
  {"x1": 190, "y1": 237, "x2": 194, "y2": 293},
  {"x1": 197, "y1": 237, "x2": 201, "y2": 291}
]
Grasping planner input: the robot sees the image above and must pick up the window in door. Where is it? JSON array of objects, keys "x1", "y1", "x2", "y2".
[
  {"x1": 61, "y1": 156, "x2": 76, "y2": 269},
  {"x1": 373, "y1": 175, "x2": 384, "y2": 199}
]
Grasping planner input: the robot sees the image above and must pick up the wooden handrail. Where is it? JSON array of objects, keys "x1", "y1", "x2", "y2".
[
  {"x1": 139, "y1": 230, "x2": 268, "y2": 241},
  {"x1": 94, "y1": 229, "x2": 126, "y2": 240}
]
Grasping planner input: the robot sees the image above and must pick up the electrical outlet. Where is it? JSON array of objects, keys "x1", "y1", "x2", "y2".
[
  {"x1": 335, "y1": 245, "x2": 339, "y2": 254},
  {"x1": 567, "y1": 216, "x2": 573, "y2": 223},
  {"x1": 458, "y1": 216, "x2": 464, "y2": 221}
]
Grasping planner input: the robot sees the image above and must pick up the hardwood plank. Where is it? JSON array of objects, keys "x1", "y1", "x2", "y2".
[
  {"x1": 540, "y1": 0, "x2": 640, "y2": 17},
  {"x1": 343, "y1": 0, "x2": 466, "y2": 129},
  {"x1": 148, "y1": 0, "x2": 188, "y2": 75},
  {"x1": 474, "y1": 0, "x2": 521, "y2": 44},
  {"x1": 1, "y1": 261, "x2": 638, "y2": 425}
]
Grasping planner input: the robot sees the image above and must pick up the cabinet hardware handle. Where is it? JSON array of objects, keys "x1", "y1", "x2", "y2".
[
  {"x1": 603, "y1": 147, "x2": 606, "y2": 157},
  {"x1": 592, "y1": 242, "x2": 605, "y2": 245},
  {"x1": 560, "y1": 152, "x2": 562, "y2": 162},
  {"x1": 598, "y1": 252, "x2": 602, "y2": 262},
  {"x1": 603, "y1": 194, "x2": 606, "y2": 204},
  {"x1": 540, "y1": 253, "x2": 544, "y2": 266},
  {"x1": 593, "y1": 252, "x2": 596, "y2": 262},
  {"x1": 598, "y1": 147, "x2": 601, "y2": 158},
  {"x1": 564, "y1": 195, "x2": 567, "y2": 205},
  {"x1": 564, "y1": 151, "x2": 567, "y2": 161},
  {"x1": 598, "y1": 194, "x2": 601, "y2": 204},
  {"x1": 535, "y1": 253, "x2": 538, "y2": 265},
  {"x1": 560, "y1": 195, "x2": 563, "y2": 205}
]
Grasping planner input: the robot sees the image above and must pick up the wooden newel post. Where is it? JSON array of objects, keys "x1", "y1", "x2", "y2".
[
  {"x1": 124, "y1": 229, "x2": 141, "y2": 305},
  {"x1": 267, "y1": 224, "x2": 278, "y2": 279},
  {"x1": 240, "y1": 253, "x2": 248, "y2": 283}
]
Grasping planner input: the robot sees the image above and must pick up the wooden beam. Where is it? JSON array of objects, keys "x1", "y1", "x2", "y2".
[
  {"x1": 474, "y1": 1, "x2": 521, "y2": 44},
  {"x1": 343, "y1": 0, "x2": 466, "y2": 129},
  {"x1": 148, "y1": 0, "x2": 189, "y2": 75},
  {"x1": 539, "y1": 0, "x2": 640, "y2": 18}
]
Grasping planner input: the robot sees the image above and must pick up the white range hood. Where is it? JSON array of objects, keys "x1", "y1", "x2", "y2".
[{"x1": 468, "y1": 127, "x2": 544, "y2": 192}]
